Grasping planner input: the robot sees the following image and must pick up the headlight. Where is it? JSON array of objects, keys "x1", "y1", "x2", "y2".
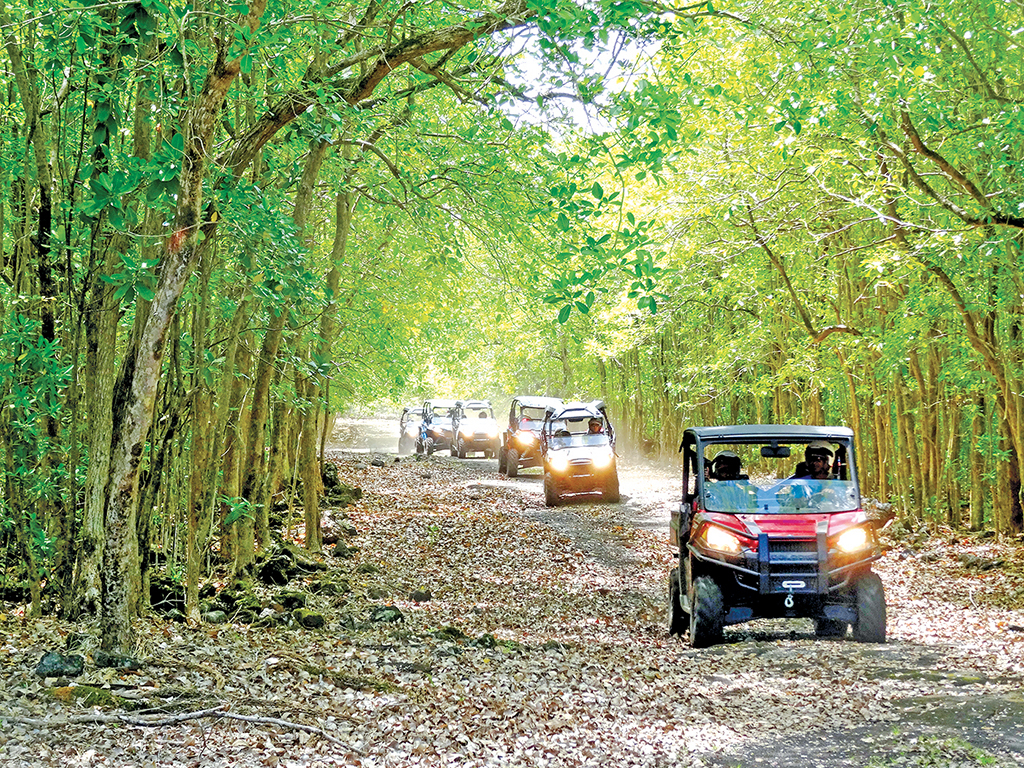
[
  {"x1": 835, "y1": 526, "x2": 871, "y2": 553},
  {"x1": 592, "y1": 450, "x2": 613, "y2": 469},
  {"x1": 487, "y1": 427, "x2": 499, "y2": 438},
  {"x1": 703, "y1": 525, "x2": 742, "y2": 554},
  {"x1": 548, "y1": 453, "x2": 569, "y2": 472},
  {"x1": 516, "y1": 431, "x2": 536, "y2": 445},
  {"x1": 460, "y1": 426, "x2": 473, "y2": 437}
]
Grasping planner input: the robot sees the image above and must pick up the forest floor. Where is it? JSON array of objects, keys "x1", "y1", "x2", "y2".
[{"x1": 2, "y1": 419, "x2": 1024, "y2": 767}]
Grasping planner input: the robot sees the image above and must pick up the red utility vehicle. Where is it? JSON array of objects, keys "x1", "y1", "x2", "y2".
[{"x1": 670, "y1": 425, "x2": 886, "y2": 647}]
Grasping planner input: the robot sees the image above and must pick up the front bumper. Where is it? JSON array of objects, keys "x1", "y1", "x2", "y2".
[
  {"x1": 548, "y1": 460, "x2": 615, "y2": 493},
  {"x1": 426, "y1": 430, "x2": 452, "y2": 449},
  {"x1": 688, "y1": 520, "x2": 880, "y2": 624},
  {"x1": 459, "y1": 433, "x2": 500, "y2": 451}
]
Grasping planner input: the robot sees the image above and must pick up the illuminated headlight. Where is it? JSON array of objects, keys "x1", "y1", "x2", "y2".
[
  {"x1": 548, "y1": 453, "x2": 570, "y2": 472},
  {"x1": 703, "y1": 525, "x2": 742, "y2": 554},
  {"x1": 835, "y1": 526, "x2": 872, "y2": 554},
  {"x1": 486, "y1": 427, "x2": 499, "y2": 438},
  {"x1": 460, "y1": 426, "x2": 473, "y2": 437},
  {"x1": 516, "y1": 432, "x2": 536, "y2": 445},
  {"x1": 592, "y1": 450, "x2": 613, "y2": 469}
]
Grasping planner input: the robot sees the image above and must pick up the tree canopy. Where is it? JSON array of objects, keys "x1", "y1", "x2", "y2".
[{"x1": 0, "y1": 0, "x2": 1021, "y2": 651}]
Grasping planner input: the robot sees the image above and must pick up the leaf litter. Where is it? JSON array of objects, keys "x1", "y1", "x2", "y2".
[{"x1": 1, "y1": 450, "x2": 1022, "y2": 767}]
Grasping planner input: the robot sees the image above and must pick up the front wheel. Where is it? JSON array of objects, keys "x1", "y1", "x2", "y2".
[
  {"x1": 506, "y1": 448, "x2": 519, "y2": 478},
  {"x1": 543, "y1": 472, "x2": 560, "y2": 507},
  {"x1": 425, "y1": 437, "x2": 435, "y2": 456},
  {"x1": 852, "y1": 572, "x2": 886, "y2": 643},
  {"x1": 815, "y1": 618, "x2": 848, "y2": 638},
  {"x1": 689, "y1": 576, "x2": 724, "y2": 648},
  {"x1": 668, "y1": 568, "x2": 686, "y2": 636},
  {"x1": 457, "y1": 438, "x2": 467, "y2": 459},
  {"x1": 602, "y1": 471, "x2": 620, "y2": 503},
  {"x1": 498, "y1": 446, "x2": 507, "y2": 474}
]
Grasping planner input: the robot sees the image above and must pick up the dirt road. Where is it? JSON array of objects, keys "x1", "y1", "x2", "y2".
[
  {"x1": 2, "y1": 420, "x2": 1022, "y2": 767},
  {"x1": 326, "y1": 418, "x2": 1024, "y2": 767}
]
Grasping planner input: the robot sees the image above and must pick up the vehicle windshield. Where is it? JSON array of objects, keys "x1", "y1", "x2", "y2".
[
  {"x1": 430, "y1": 406, "x2": 452, "y2": 419},
  {"x1": 517, "y1": 406, "x2": 549, "y2": 430},
  {"x1": 548, "y1": 417, "x2": 611, "y2": 450},
  {"x1": 698, "y1": 440, "x2": 858, "y2": 514},
  {"x1": 469, "y1": 408, "x2": 493, "y2": 420}
]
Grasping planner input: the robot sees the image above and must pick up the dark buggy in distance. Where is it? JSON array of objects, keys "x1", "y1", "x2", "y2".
[
  {"x1": 669, "y1": 425, "x2": 887, "y2": 648},
  {"x1": 397, "y1": 405, "x2": 423, "y2": 454},
  {"x1": 499, "y1": 395, "x2": 564, "y2": 477},
  {"x1": 450, "y1": 400, "x2": 500, "y2": 458},
  {"x1": 418, "y1": 399, "x2": 458, "y2": 455},
  {"x1": 539, "y1": 400, "x2": 619, "y2": 506}
]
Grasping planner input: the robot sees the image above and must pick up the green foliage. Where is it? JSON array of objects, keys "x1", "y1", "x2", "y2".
[{"x1": 221, "y1": 496, "x2": 254, "y2": 527}]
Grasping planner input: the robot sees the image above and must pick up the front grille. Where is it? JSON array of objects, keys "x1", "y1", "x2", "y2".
[
  {"x1": 569, "y1": 458, "x2": 592, "y2": 466},
  {"x1": 770, "y1": 540, "x2": 816, "y2": 555},
  {"x1": 769, "y1": 540, "x2": 818, "y2": 576}
]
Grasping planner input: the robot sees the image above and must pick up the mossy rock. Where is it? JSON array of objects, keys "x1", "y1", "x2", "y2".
[
  {"x1": 292, "y1": 608, "x2": 326, "y2": 629},
  {"x1": 325, "y1": 483, "x2": 363, "y2": 507},
  {"x1": 332, "y1": 542, "x2": 358, "y2": 559},
  {"x1": 51, "y1": 685, "x2": 138, "y2": 709},
  {"x1": 433, "y1": 626, "x2": 467, "y2": 642},
  {"x1": 355, "y1": 563, "x2": 379, "y2": 575},
  {"x1": 472, "y1": 633, "x2": 499, "y2": 649},
  {"x1": 309, "y1": 577, "x2": 351, "y2": 597},
  {"x1": 34, "y1": 651, "x2": 84, "y2": 678},
  {"x1": 369, "y1": 605, "x2": 404, "y2": 623},
  {"x1": 273, "y1": 590, "x2": 307, "y2": 610}
]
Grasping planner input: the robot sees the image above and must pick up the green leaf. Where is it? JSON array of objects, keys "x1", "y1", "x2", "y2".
[
  {"x1": 556, "y1": 212, "x2": 571, "y2": 232},
  {"x1": 557, "y1": 305, "x2": 572, "y2": 324}
]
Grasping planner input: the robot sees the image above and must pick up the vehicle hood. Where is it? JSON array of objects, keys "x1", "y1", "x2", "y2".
[
  {"x1": 705, "y1": 510, "x2": 867, "y2": 538},
  {"x1": 460, "y1": 418, "x2": 498, "y2": 430},
  {"x1": 551, "y1": 444, "x2": 614, "y2": 460}
]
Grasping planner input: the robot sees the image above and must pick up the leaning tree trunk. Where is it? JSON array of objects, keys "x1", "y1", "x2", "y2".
[{"x1": 99, "y1": 6, "x2": 268, "y2": 652}]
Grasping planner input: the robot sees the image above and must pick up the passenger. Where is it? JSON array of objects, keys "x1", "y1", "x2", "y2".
[
  {"x1": 796, "y1": 441, "x2": 834, "y2": 480},
  {"x1": 479, "y1": 411, "x2": 488, "y2": 419},
  {"x1": 706, "y1": 451, "x2": 755, "y2": 511},
  {"x1": 588, "y1": 418, "x2": 603, "y2": 434}
]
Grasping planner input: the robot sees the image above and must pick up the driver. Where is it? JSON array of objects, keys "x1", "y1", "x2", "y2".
[
  {"x1": 798, "y1": 441, "x2": 834, "y2": 480},
  {"x1": 710, "y1": 450, "x2": 742, "y2": 480},
  {"x1": 588, "y1": 418, "x2": 603, "y2": 434}
]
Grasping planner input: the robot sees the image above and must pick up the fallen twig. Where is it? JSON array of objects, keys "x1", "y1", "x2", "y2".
[{"x1": 1, "y1": 706, "x2": 363, "y2": 753}]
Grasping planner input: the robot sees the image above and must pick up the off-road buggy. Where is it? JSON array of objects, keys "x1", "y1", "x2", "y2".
[
  {"x1": 539, "y1": 401, "x2": 619, "y2": 506},
  {"x1": 450, "y1": 400, "x2": 501, "y2": 458},
  {"x1": 498, "y1": 395, "x2": 564, "y2": 477},
  {"x1": 417, "y1": 399, "x2": 458, "y2": 455},
  {"x1": 397, "y1": 405, "x2": 423, "y2": 454},
  {"x1": 669, "y1": 425, "x2": 886, "y2": 648}
]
